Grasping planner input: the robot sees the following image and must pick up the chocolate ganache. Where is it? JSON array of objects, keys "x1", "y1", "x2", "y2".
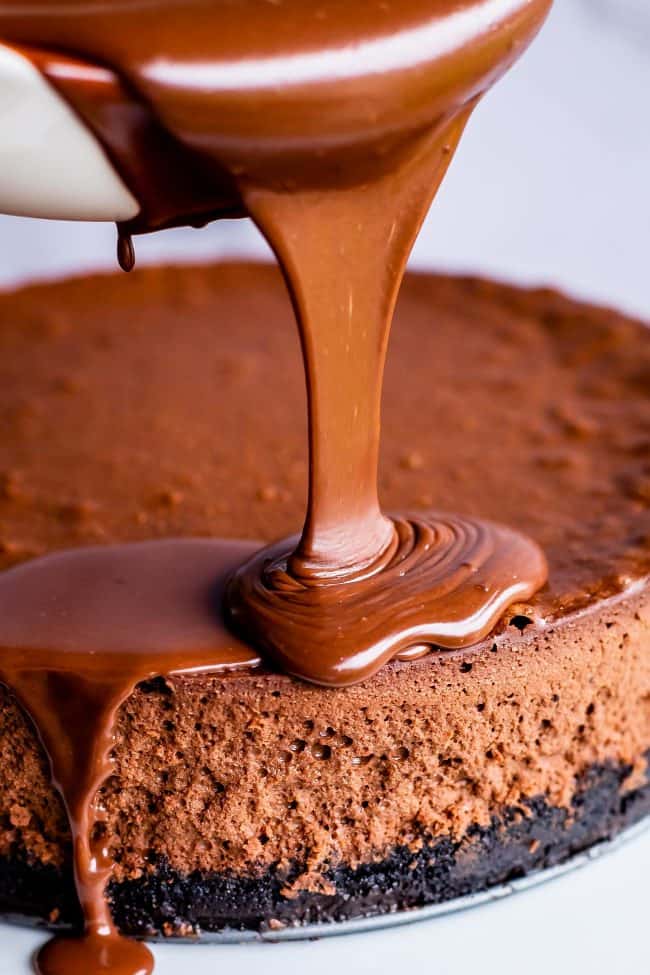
[{"x1": 0, "y1": 2, "x2": 551, "y2": 972}]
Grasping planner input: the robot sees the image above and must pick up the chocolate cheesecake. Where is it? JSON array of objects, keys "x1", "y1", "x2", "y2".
[
  {"x1": 0, "y1": 4, "x2": 561, "y2": 971},
  {"x1": 1, "y1": 3, "x2": 646, "y2": 972},
  {"x1": 0, "y1": 262, "x2": 648, "y2": 935}
]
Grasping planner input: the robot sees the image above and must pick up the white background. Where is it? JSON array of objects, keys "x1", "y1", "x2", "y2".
[{"x1": 1, "y1": 2, "x2": 649, "y2": 972}]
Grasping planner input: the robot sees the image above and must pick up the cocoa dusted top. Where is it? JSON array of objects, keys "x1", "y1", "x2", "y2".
[{"x1": 0, "y1": 2, "x2": 553, "y2": 974}]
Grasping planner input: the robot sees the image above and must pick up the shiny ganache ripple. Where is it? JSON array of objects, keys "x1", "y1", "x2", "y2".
[{"x1": 227, "y1": 514, "x2": 547, "y2": 686}]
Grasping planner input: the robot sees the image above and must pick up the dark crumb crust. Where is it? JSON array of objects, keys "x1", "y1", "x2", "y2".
[{"x1": 1, "y1": 757, "x2": 648, "y2": 937}]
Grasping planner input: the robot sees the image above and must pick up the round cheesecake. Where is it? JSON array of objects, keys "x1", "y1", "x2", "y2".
[{"x1": 0, "y1": 262, "x2": 648, "y2": 934}]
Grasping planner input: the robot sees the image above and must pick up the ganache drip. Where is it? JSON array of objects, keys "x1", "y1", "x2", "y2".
[
  {"x1": 117, "y1": 230, "x2": 135, "y2": 273},
  {"x1": 227, "y1": 514, "x2": 547, "y2": 686}
]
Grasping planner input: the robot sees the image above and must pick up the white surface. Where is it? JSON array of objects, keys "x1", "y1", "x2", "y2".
[
  {"x1": 0, "y1": 1, "x2": 648, "y2": 972},
  {"x1": 1, "y1": 827, "x2": 649, "y2": 974},
  {"x1": 0, "y1": 45, "x2": 138, "y2": 222}
]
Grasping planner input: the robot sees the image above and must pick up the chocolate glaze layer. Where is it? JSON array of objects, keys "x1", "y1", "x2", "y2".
[
  {"x1": 0, "y1": 3, "x2": 555, "y2": 972},
  {"x1": 227, "y1": 515, "x2": 546, "y2": 686}
]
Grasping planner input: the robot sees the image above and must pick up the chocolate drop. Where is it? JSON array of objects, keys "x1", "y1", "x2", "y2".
[{"x1": 117, "y1": 230, "x2": 135, "y2": 273}]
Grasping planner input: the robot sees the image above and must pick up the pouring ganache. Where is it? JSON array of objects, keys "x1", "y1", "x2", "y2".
[
  {"x1": 0, "y1": 3, "x2": 649, "y2": 974},
  {"x1": 3, "y1": 1, "x2": 552, "y2": 674}
]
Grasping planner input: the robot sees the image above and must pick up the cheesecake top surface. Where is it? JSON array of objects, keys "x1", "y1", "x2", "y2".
[{"x1": 0, "y1": 261, "x2": 647, "y2": 623}]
